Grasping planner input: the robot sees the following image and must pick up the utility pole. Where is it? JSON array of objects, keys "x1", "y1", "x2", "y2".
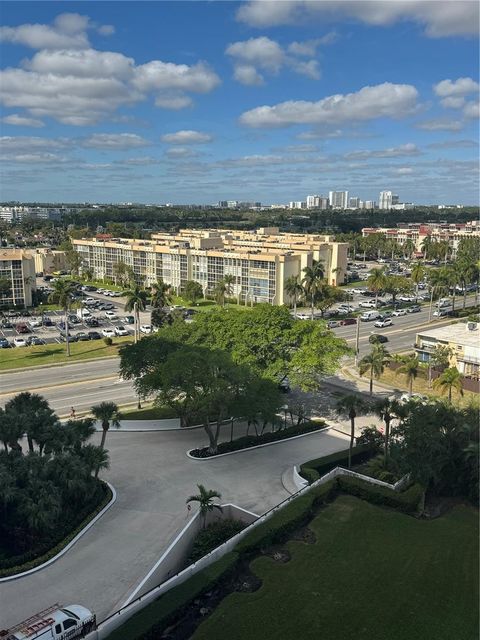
[
  {"x1": 354, "y1": 317, "x2": 360, "y2": 367},
  {"x1": 133, "y1": 300, "x2": 138, "y2": 343}
]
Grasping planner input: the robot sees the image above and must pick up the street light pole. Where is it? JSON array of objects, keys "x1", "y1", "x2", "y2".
[{"x1": 354, "y1": 317, "x2": 360, "y2": 367}]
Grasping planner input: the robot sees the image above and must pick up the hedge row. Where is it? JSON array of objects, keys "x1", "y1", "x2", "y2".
[
  {"x1": 0, "y1": 483, "x2": 112, "y2": 578},
  {"x1": 299, "y1": 444, "x2": 374, "y2": 481},
  {"x1": 107, "y1": 552, "x2": 239, "y2": 640},
  {"x1": 337, "y1": 475, "x2": 424, "y2": 514},
  {"x1": 190, "y1": 420, "x2": 327, "y2": 458}
]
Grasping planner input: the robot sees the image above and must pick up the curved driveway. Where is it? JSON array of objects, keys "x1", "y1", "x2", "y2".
[{"x1": 0, "y1": 425, "x2": 349, "y2": 629}]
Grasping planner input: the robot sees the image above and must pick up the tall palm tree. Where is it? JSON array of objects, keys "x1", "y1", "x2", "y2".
[
  {"x1": 123, "y1": 283, "x2": 147, "y2": 342},
  {"x1": 421, "y1": 235, "x2": 434, "y2": 261},
  {"x1": 367, "y1": 267, "x2": 386, "y2": 309},
  {"x1": 335, "y1": 395, "x2": 369, "y2": 468},
  {"x1": 427, "y1": 269, "x2": 447, "y2": 322},
  {"x1": 358, "y1": 344, "x2": 390, "y2": 395},
  {"x1": 48, "y1": 279, "x2": 77, "y2": 356},
  {"x1": 284, "y1": 275, "x2": 304, "y2": 317},
  {"x1": 410, "y1": 262, "x2": 425, "y2": 299},
  {"x1": 90, "y1": 401, "x2": 122, "y2": 464},
  {"x1": 186, "y1": 484, "x2": 223, "y2": 528},
  {"x1": 403, "y1": 239, "x2": 416, "y2": 260},
  {"x1": 395, "y1": 356, "x2": 420, "y2": 396},
  {"x1": 433, "y1": 367, "x2": 464, "y2": 403},
  {"x1": 151, "y1": 279, "x2": 173, "y2": 309},
  {"x1": 302, "y1": 259, "x2": 324, "y2": 320},
  {"x1": 223, "y1": 274, "x2": 235, "y2": 300},
  {"x1": 373, "y1": 397, "x2": 401, "y2": 460},
  {"x1": 214, "y1": 279, "x2": 227, "y2": 307}
]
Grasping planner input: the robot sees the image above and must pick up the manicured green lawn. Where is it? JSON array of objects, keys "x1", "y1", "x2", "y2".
[
  {"x1": 194, "y1": 496, "x2": 479, "y2": 640},
  {"x1": 0, "y1": 337, "x2": 133, "y2": 371},
  {"x1": 170, "y1": 295, "x2": 254, "y2": 313}
]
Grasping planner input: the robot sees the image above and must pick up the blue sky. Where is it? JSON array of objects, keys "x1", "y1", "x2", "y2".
[{"x1": 0, "y1": 1, "x2": 478, "y2": 205}]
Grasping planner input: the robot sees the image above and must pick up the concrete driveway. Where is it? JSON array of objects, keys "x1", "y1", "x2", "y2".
[{"x1": 0, "y1": 425, "x2": 349, "y2": 629}]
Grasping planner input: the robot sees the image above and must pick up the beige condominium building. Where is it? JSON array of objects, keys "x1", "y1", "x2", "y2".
[
  {"x1": 415, "y1": 322, "x2": 480, "y2": 379},
  {"x1": 0, "y1": 248, "x2": 36, "y2": 308},
  {"x1": 25, "y1": 248, "x2": 67, "y2": 275},
  {"x1": 72, "y1": 227, "x2": 348, "y2": 305}
]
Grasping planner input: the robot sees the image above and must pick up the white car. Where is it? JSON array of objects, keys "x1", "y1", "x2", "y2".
[
  {"x1": 392, "y1": 309, "x2": 407, "y2": 316},
  {"x1": 28, "y1": 317, "x2": 42, "y2": 328},
  {"x1": 374, "y1": 317, "x2": 393, "y2": 328},
  {"x1": 102, "y1": 328, "x2": 115, "y2": 338},
  {"x1": 104, "y1": 310, "x2": 118, "y2": 320},
  {"x1": 13, "y1": 337, "x2": 27, "y2": 347},
  {"x1": 400, "y1": 393, "x2": 428, "y2": 404},
  {"x1": 140, "y1": 324, "x2": 153, "y2": 334},
  {"x1": 114, "y1": 325, "x2": 129, "y2": 336},
  {"x1": 398, "y1": 295, "x2": 416, "y2": 303},
  {"x1": 359, "y1": 300, "x2": 377, "y2": 309},
  {"x1": 433, "y1": 308, "x2": 450, "y2": 317}
]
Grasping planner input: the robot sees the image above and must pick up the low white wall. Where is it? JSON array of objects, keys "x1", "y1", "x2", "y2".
[{"x1": 292, "y1": 465, "x2": 308, "y2": 491}]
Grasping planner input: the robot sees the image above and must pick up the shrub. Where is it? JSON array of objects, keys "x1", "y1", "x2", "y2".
[
  {"x1": 106, "y1": 552, "x2": 239, "y2": 640},
  {"x1": 336, "y1": 475, "x2": 424, "y2": 514},
  {"x1": 187, "y1": 520, "x2": 245, "y2": 564},
  {"x1": 189, "y1": 420, "x2": 327, "y2": 458},
  {"x1": 299, "y1": 444, "x2": 374, "y2": 480},
  {"x1": 104, "y1": 337, "x2": 113, "y2": 346},
  {"x1": 299, "y1": 467, "x2": 319, "y2": 484}
]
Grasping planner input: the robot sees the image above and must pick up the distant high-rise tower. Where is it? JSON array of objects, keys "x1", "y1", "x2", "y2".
[
  {"x1": 329, "y1": 191, "x2": 349, "y2": 209},
  {"x1": 379, "y1": 191, "x2": 399, "y2": 210}
]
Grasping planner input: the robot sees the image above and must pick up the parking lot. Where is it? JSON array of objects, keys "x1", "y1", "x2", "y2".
[{"x1": 0, "y1": 286, "x2": 146, "y2": 349}]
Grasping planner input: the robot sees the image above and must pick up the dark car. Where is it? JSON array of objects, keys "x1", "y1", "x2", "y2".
[
  {"x1": 76, "y1": 332, "x2": 90, "y2": 341},
  {"x1": 15, "y1": 323, "x2": 31, "y2": 334},
  {"x1": 88, "y1": 331, "x2": 102, "y2": 340},
  {"x1": 0, "y1": 337, "x2": 11, "y2": 348},
  {"x1": 43, "y1": 316, "x2": 53, "y2": 327},
  {"x1": 1, "y1": 320, "x2": 13, "y2": 329},
  {"x1": 68, "y1": 315, "x2": 81, "y2": 325},
  {"x1": 123, "y1": 315, "x2": 135, "y2": 324},
  {"x1": 59, "y1": 331, "x2": 77, "y2": 342},
  {"x1": 340, "y1": 318, "x2": 357, "y2": 326},
  {"x1": 27, "y1": 336, "x2": 45, "y2": 346},
  {"x1": 85, "y1": 317, "x2": 100, "y2": 327},
  {"x1": 369, "y1": 334, "x2": 389, "y2": 344}
]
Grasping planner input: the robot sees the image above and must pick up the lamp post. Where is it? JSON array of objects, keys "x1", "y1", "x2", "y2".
[
  {"x1": 283, "y1": 404, "x2": 288, "y2": 431},
  {"x1": 354, "y1": 316, "x2": 360, "y2": 367}
]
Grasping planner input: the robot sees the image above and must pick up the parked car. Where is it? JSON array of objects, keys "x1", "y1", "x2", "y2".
[
  {"x1": 1, "y1": 320, "x2": 13, "y2": 329},
  {"x1": 140, "y1": 324, "x2": 153, "y2": 334},
  {"x1": 88, "y1": 331, "x2": 102, "y2": 340},
  {"x1": 374, "y1": 317, "x2": 393, "y2": 328},
  {"x1": 392, "y1": 309, "x2": 407, "y2": 317},
  {"x1": 102, "y1": 328, "x2": 115, "y2": 338},
  {"x1": 59, "y1": 331, "x2": 77, "y2": 342},
  {"x1": 407, "y1": 305, "x2": 421, "y2": 313},
  {"x1": 104, "y1": 310, "x2": 118, "y2": 320},
  {"x1": 369, "y1": 333, "x2": 389, "y2": 344},
  {"x1": 399, "y1": 393, "x2": 428, "y2": 404},
  {"x1": 75, "y1": 332, "x2": 90, "y2": 341},
  {"x1": 433, "y1": 308, "x2": 451, "y2": 317},
  {"x1": 28, "y1": 317, "x2": 43, "y2": 328},
  {"x1": 43, "y1": 316, "x2": 53, "y2": 327},
  {"x1": 13, "y1": 337, "x2": 28, "y2": 347},
  {"x1": 104, "y1": 302, "x2": 115, "y2": 310},
  {"x1": 114, "y1": 325, "x2": 129, "y2": 336},
  {"x1": 327, "y1": 320, "x2": 341, "y2": 328},
  {"x1": 27, "y1": 336, "x2": 44, "y2": 346},
  {"x1": 278, "y1": 377, "x2": 291, "y2": 393},
  {"x1": 397, "y1": 295, "x2": 416, "y2": 303},
  {"x1": 360, "y1": 311, "x2": 381, "y2": 322},
  {"x1": 340, "y1": 318, "x2": 357, "y2": 326},
  {"x1": 15, "y1": 323, "x2": 30, "y2": 334},
  {"x1": 359, "y1": 300, "x2": 377, "y2": 309},
  {"x1": 85, "y1": 317, "x2": 100, "y2": 327},
  {"x1": 5, "y1": 603, "x2": 95, "y2": 640},
  {"x1": 123, "y1": 315, "x2": 135, "y2": 324},
  {"x1": 0, "y1": 337, "x2": 11, "y2": 348},
  {"x1": 68, "y1": 315, "x2": 81, "y2": 325}
]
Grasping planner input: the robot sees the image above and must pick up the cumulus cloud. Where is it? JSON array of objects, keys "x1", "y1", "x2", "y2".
[
  {"x1": 165, "y1": 147, "x2": 199, "y2": 159},
  {"x1": 394, "y1": 167, "x2": 414, "y2": 175},
  {"x1": 434, "y1": 77, "x2": 479, "y2": 97},
  {"x1": 427, "y1": 139, "x2": 478, "y2": 149},
  {"x1": 440, "y1": 96, "x2": 466, "y2": 109},
  {"x1": 81, "y1": 133, "x2": 151, "y2": 149},
  {"x1": 161, "y1": 130, "x2": 212, "y2": 144},
  {"x1": 463, "y1": 101, "x2": 480, "y2": 120},
  {"x1": 0, "y1": 14, "x2": 220, "y2": 125},
  {"x1": 1, "y1": 114, "x2": 44, "y2": 128},
  {"x1": 226, "y1": 35, "x2": 326, "y2": 84},
  {"x1": 239, "y1": 82, "x2": 418, "y2": 128},
  {"x1": 345, "y1": 143, "x2": 420, "y2": 160},
  {"x1": 0, "y1": 136, "x2": 70, "y2": 153},
  {"x1": 236, "y1": 1, "x2": 479, "y2": 37},
  {"x1": 416, "y1": 119, "x2": 464, "y2": 131}
]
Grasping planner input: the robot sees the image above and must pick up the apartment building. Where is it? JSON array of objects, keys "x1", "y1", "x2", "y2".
[
  {"x1": 25, "y1": 248, "x2": 67, "y2": 274},
  {"x1": 362, "y1": 221, "x2": 480, "y2": 254},
  {"x1": 415, "y1": 323, "x2": 480, "y2": 379},
  {"x1": 329, "y1": 191, "x2": 349, "y2": 209},
  {"x1": 72, "y1": 227, "x2": 348, "y2": 305},
  {"x1": 0, "y1": 249, "x2": 36, "y2": 308}
]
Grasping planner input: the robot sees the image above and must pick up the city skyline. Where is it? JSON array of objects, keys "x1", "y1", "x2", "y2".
[{"x1": 0, "y1": 1, "x2": 478, "y2": 204}]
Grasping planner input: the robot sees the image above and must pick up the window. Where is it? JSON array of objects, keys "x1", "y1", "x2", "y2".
[
  {"x1": 63, "y1": 619, "x2": 77, "y2": 630},
  {"x1": 55, "y1": 624, "x2": 62, "y2": 634}
]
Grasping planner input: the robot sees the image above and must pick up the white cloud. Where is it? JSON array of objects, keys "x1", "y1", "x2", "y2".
[
  {"x1": 81, "y1": 133, "x2": 150, "y2": 149},
  {"x1": 161, "y1": 130, "x2": 212, "y2": 144},
  {"x1": 2, "y1": 152, "x2": 66, "y2": 164},
  {"x1": 394, "y1": 167, "x2": 414, "y2": 175},
  {"x1": 434, "y1": 77, "x2": 480, "y2": 97},
  {"x1": 0, "y1": 14, "x2": 220, "y2": 125},
  {"x1": 0, "y1": 136, "x2": 70, "y2": 153},
  {"x1": 165, "y1": 147, "x2": 198, "y2": 159},
  {"x1": 287, "y1": 33, "x2": 337, "y2": 57},
  {"x1": 440, "y1": 96, "x2": 466, "y2": 109},
  {"x1": 236, "y1": 1, "x2": 479, "y2": 37},
  {"x1": 463, "y1": 101, "x2": 480, "y2": 120},
  {"x1": 226, "y1": 35, "x2": 321, "y2": 84},
  {"x1": 1, "y1": 114, "x2": 44, "y2": 128},
  {"x1": 416, "y1": 119, "x2": 464, "y2": 131},
  {"x1": 239, "y1": 83, "x2": 418, "y2": 128},
  {"x1": 427, "y1": 139, "x2": 478, "y2": 149},
  {"x1": 97, "y1": 24, "x2": 115, "y2": 36},
  {"x1": 345, "y1": 143, "x2": 420, "y2": 160}
]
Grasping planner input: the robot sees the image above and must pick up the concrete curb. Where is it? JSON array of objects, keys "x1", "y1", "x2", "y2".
[
  {"x1": 0, "y1": 482, "x2": 117, "y2": 582},
  {"x1": 186, "y1": 425, "x2": 331, "y2": 460},
  {"x1": 0, "y1": 355, "x2": 119, "y2": 375}
]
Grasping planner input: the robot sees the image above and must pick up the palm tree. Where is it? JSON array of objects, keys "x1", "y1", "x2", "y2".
[
  {"x1": 186, "y1": 484, "x2": 223, "y2": 528},
  {"x1": 421, "y1": 235, "x2": 434, "y2": 261},
  {"x1": 90, "y1": 401, "x2": 122, "y2": 469},
  {"x1": 302, "y1": 259, "x2": 324, "y2": 319},
  {"x1": 223, "y1": 274, "x2": 235, "y2": 300},
  {"x1": 433, "y1": 367, "x2": 464, "y2": 403},
  {"x1": 335, "y1": 395, "x2": 369, "y2": 468},
  {"x1": 403, "y1": 239, "x2": 416, "y2": 260},
  {"x1": 395, "y1": 356, "x2": 420, "y2": 396},
  {"x1": 427, "y1": 269, "x2": 447, "y2": 322},
  {"x1": 48, "y1": 279, "x2": 77, "y2": 356},
  {"x1": 373, "y1": 397, "x2": 401, "y2": 460},
  {"x1": 284, "y1": 275, "x2": 303, "y2": 317},
  {"x1": 151, "y1": 279, "x2": 173, "y2": 309},
  {"x1": 123, "y1": 283, "x2": 147, "y2": 343},
  {"x1": 214, "y1": 279, "x2": 227, "y2": 306},
  {"x1": 358, "y1": 344, "x2": 390, "y2": 395},
  {"x1": 410, "y1": 262, "x2": 425, "y2": 299},
  {"x1": 367, "y1": 267, "x2": 386, "y2": 309}
]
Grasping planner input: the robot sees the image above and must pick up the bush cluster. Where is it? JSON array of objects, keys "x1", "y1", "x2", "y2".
[
  {"x1": 299, "y1": 445, "x2": 374, "y2": 482},
  {"x1": 336, "y1": 476, "x2": 424, "y2": 514},
  {"x1": 189, "y1": 420, "x2": 327, "y2": 458},
  {"x1": 187, "y1": 520, "x2": 246, "y2": 564}
]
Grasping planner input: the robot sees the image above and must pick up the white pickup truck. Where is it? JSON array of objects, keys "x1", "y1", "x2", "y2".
[{"x1": 2, "y1": 604, "x2": 95, "y2": 640}]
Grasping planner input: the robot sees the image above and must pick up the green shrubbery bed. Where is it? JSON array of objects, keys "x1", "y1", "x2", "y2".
[
  {"x1": 187, "y1": 520, "x2": 246, "y2": 564},
  {"x1": 299, "y1": 444, "x2": 374, "y2": 481}
]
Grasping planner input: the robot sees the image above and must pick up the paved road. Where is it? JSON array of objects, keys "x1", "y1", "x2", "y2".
[{"x1": 0, "y1": 426, "x2": 350, "y2": 629}]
